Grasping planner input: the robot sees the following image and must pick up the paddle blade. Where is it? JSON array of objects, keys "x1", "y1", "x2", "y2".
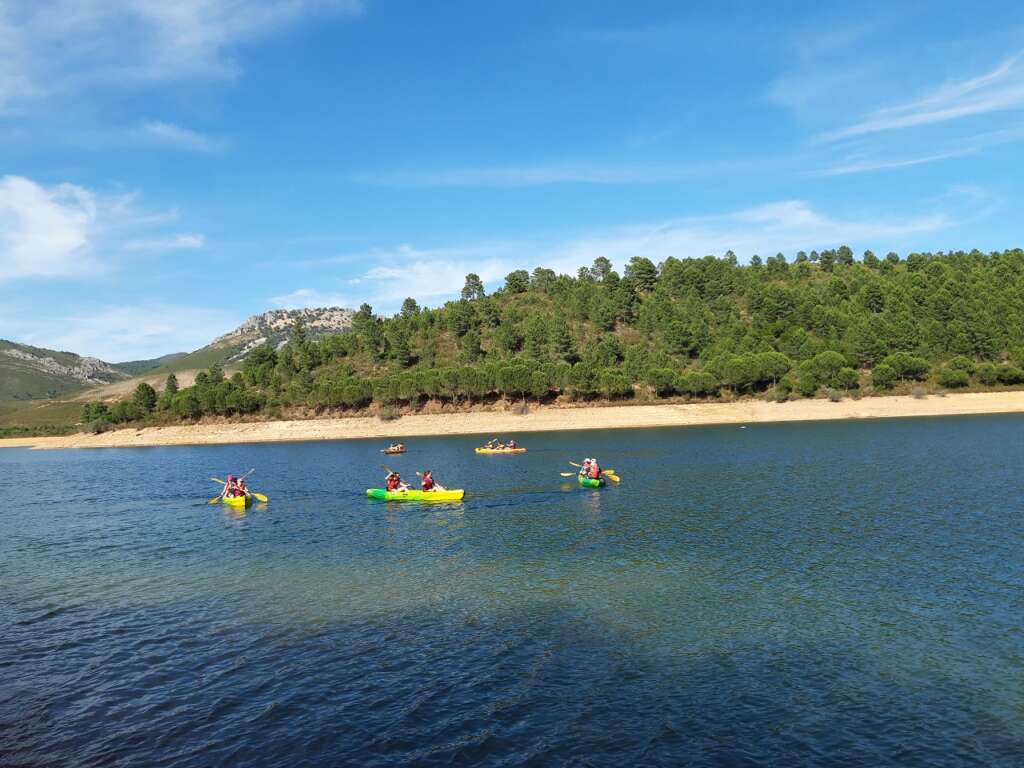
[
  {"x1": 604, "y1": 473, "x2": 621, "y2": 483},
  {"x1": 211, "y1": 477, "x2": 225, "y2": 485},
  {"x1": 559, "y1": 472, "x2": 575, "y2": 477},
  {"x1": 207, "y1": 496, "x2": 221, "y2": 504},
  {"x1": 569, "y1": 461, "x2": 582, "y2": 468},
  {"x1": 601, "y1": 469, "x2": 616, "y2": 476},
  {"x1": 253, "y1": 492, "x2": 268, "y2": 502}
]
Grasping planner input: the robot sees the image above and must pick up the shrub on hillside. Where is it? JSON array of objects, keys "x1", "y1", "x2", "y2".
[
  {"x1": 871, "y1": 363, "x2": 896, "y2": 389},
  {"x1": 975, "y1": 363, "x2": 998, "y2": 385},
  {"x1": 937, "y1": 368, "x2": 970, "y2": 388}
]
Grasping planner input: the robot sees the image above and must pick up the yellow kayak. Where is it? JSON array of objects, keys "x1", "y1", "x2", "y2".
[
  {"x1": 222, "y1": 494, "x2": 252, "y2": 509},
  {"x1": 366, "y1": 488, "x2": 465, "y2": 502},
  {"x1": 474, "y1": 447, "x2": 526, "y2": 454}
]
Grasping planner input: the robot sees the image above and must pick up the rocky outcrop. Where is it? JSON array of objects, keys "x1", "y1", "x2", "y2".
[
  {"x1": 209, "y1": 307, "x2": 355, "y2": 360},
  {"x1": 1, "y1": 347, "x2": 127, "y2": 384}
]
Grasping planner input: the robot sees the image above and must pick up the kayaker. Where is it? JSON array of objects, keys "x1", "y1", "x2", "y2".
[
  {"x1": 224, "y1": 474, "x2": 240, "y2": 498},
  {"x1": 236, "y1": 478, "x2": 250, "y2": 498},
  {"x1": 578, "y1": 459, "x2": 590, "y2": 477},
  {"x1": 508, "y1": 439, "x2": 517, "y2": 449},
  {"x1": 420, "y1": 470, "x2": 446, "y2": 492},
  {"x1": 587, "y1": 459, "x2": 601, "y2": 480},
  {"x1": 385, "y1": 471, "x2": 408, "y2": 492},
  {"x1": 486, "y1": 439, "x2": 497, "y2": 449}
]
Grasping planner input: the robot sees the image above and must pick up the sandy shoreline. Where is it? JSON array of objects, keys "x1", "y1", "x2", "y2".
[{"x1": 3, "y1": 391, "x2": 1024, "y2": 450}]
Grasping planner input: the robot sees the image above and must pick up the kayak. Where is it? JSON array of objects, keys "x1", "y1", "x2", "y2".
[
  {"x1": 222, "y1": 494, "x2": 252, "y2": 508},
  {"x1": 578, "y1": 476, "x2": 605, "y2": 488},
  {"x1": 381, "y1": 449, "x2": 406, "y2": 455},
  {"x1": 366, "y1": 488, "x2": 465, "y2": 502},
  {"x1": 474, "y1": 447, "x2": 526, "y2": 454}
]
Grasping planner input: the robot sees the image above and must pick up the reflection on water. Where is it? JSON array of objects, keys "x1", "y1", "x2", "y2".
[{"x1": 3, "y1": 415, "x2": 1024, "y2": 766}]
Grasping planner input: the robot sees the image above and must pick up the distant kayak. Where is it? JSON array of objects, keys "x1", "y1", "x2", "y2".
[
  {"x1": 577, "y1": 476, "x2": 605, "y2": 488},
  {"x1": 474, "y1": 447, "x2": 526, "y2": 454},
  {"x1": 222, "y1": 494, "x2": 252, "y2": 508},
  {"x1": 381, "y1": 448, "x2": 406, "y2": 455},
  {"x1": 366, "y1": 488, "x2": 465, "y2": 502}
]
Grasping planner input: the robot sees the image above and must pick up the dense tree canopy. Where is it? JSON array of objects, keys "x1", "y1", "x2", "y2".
[{"x1": 83, "y1": 247, "x2": 1024, "y2": 427}]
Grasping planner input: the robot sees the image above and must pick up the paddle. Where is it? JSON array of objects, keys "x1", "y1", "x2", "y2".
[
  {"x1": 210, "y1": 476, "x2": 269, "y2": 503},
  {"x1": 569, "y1": 461, "x2": 616, "y2": 473},
  {"x1": 380, "y1": 465, "x2": 410, "y2": 491}
]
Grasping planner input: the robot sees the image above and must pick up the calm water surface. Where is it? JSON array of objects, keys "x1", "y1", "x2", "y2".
[{"x1": 2, "y1": 415, "x2": 1024, "y2": 766}]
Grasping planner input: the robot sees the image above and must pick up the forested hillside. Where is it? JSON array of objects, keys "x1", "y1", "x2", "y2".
[{"x1": 82, "y1": 247, "x2": 1024, "y2": 429}]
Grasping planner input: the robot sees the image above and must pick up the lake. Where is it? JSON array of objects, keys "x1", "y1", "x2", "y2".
[{"x1": 3, "y1": 415, "x2": 1024, "y2": 766}]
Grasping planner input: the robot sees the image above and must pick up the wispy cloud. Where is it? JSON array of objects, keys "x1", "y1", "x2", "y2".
[
  {"x1": 814, "y1": 150, "x2": 977, "y2": 177},
  {"x1": 137, "y1": 120, "x2": 227, "y2": 152},
  {"x1": 821, "y1": 52, "x2": 1024, "y2": 142},
  {"x1": 814, "y1": 124, "x2": 1024, "y2": 176},
  {"x1": 350, "y1": 164, "x2": 704, "y2": 188},
  {"x1": 767, "y1": 69, "x2": 867, "y2": 111},
  {"x1": 0, "y1": 0, "x2": 365, "y2": 111},
  {"x1": 271, "y1": 288, "x2": 360, "y2": 310},
  {"x1": 123, "y1": 233, "x2": 205, "y2": 253},
  {"x1": 274, "y1": 198, "x2": 966, "y2": 313},
  {"x1": 9, "y1": 304, "x2": 240, "y2": 362}
]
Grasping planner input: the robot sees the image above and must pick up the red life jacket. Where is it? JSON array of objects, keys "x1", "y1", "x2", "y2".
[
  {"x1": 421, "y1": 476, "x2": 435, "y2": 490},
  {"x1": 588, "y1": 465, "x2": 601, "y2": 479},
  {"x1": 386, "y1": 476, "x2": 400, "y2": 491}
]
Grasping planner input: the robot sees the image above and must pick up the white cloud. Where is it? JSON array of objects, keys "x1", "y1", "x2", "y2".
[
  {"x1": 813, "y1": 125, "x2": 1024, "y2": 176},
  {"x1": 271, "y1": 288, "x2": 360, "y2": 310},
  {"x1": 0, "y1": 0, "x2": 364, "y2": 111},
  {"x1": 767, "y1": 70, "x2": 866, "y2": 111},
  {"x1": 351, "y1": 164, "x2": 703, "y2": 188},
  {"x1": 138, "y1": 120, "x2": 227, "y2": 152},
  {"x1": 822, "y1": 51, "x2": 1024, "y2": 141},
  {"x1": 0, "y1": 174, "x2": 204, "y2": 281},
  {"x1": 123, "y1": 233, "x2": 205, "y2": 253},
  {"x1": 13, "y1": 304, "x2": 239, "y2": 362},
  {"x1": 0, "y1": 175, "x2": 97, "y2": 280},
  {"x1": 273, "y1": 198, "x2": 964, "y2": 314},
  {"x1": 543, "y1": 200, "x2": 949, "y2": 269}
]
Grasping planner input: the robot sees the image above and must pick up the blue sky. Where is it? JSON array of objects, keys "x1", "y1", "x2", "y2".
[{"x1": 2, "y1": 0, "x2": 1024, "y2": 361}]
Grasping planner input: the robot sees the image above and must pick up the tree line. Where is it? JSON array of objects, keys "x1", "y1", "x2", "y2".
[{"x1": 81, "y1": 247, "x2": 1024, "y2": 429}]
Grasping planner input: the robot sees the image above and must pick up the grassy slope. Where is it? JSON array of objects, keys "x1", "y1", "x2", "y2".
[
  {"x1": 114, "y1": 353, "x2": 188, "y2": 376},
  {"x1": 148, "y1": 341, "x2": 251, "y2": 376},
  {"x1": 0, "y1": 341, "x2": 91, "y2": 401}
]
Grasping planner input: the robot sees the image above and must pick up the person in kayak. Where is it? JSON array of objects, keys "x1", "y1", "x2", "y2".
[
  {"x1": 236, "y1": 478, "x2": 250, "y2": 498},
  {"x1": 486, "y1": 439, "x2": 497, "y2": 449},
  {"x1": 385, "y1": 471, "x2": 408, "y2": 492},
  {"x1": 508, "y1": 439, "x2": 517, "y2": 449},
  {"x1": 578, "y1": 459, "x2": 590, "y2": 477},
  {"x1": 223, "y1": 474, "x2": 241, "y2": 498},
  {"x1": 587, "y1": 459, "x2": 601, "y2": 480},
  {"x1": 420, "y1": 470, "x2": 446, "y2": 492}
]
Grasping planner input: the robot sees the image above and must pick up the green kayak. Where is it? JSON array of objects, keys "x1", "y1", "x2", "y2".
[
  {"x1": 366, "y1": 488, "x2": 465, "y2": 502},
  {"x1": 578, "y1": 475, "x2": 606, "y2": 488}
]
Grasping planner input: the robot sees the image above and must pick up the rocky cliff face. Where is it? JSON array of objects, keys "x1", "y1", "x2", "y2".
[
  {"x1": 0, "y1": 340, "x2": 130, "y2": 401},
  {"x1": 1, "y1": 346, "x2": 127, "y2": 385},
  {"x1": 208, "y1": 307, "x2": 356, "y2": 360}
]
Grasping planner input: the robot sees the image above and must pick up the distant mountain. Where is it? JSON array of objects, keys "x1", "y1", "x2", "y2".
[
  {"x1": 0, "y1": 340, "x2": 129, "y2": 402},
  {"x1": 151, "y1": 307, "x2": 357, "y2": 374},
  {"x1": 0, "y1": 308, "x2": 356, "y2": 403},
  {"x1": 114, "y1": 353, "x2": 189, "y2": 376}
]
